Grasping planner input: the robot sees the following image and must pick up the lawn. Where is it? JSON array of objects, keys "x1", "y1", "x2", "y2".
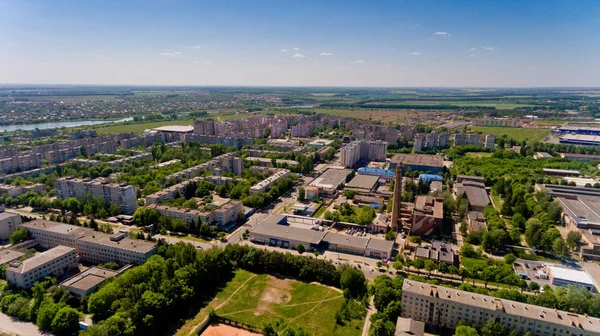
[
  {"x1": 215, "y1": 272, "x2": 353, "y2": 336},
  {"x1": 313, "y1": 204, "x2": 327, "y2": 218},
  {"x1": 93, "y1": 120, "x2": 193, "y2": 135},
  {"x1": 469, "y1": 126, "x2": 550, "y2": 143},
  {"x1": 490, "y1": 191, "x2": 503, "y2": 210},
  {"x1": 465, "y1": 152, "x2": 493, "y2": 158},
  {"x1": 174, "y1": 270, "x2": 358, "y2": 336}
]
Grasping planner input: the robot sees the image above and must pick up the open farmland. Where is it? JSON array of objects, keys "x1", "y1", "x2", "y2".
[
  {"x1": 469, "y1": 126, "x2": 550, "y2": 143},
  {"x1": 303, "y1": 108, "x2": 442, "y2": 122},
  {"x1": 94, "y1": 120, "x2": 194, "y2": 135}
]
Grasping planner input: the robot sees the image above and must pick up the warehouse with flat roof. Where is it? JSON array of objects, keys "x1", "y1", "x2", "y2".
[
  {"x1": 389, "y1": 154, "x2": 444, "y2": 174},
  {"x1": 345, "y1": 175, "x2": 380, "y2": 194},
  {"x1": 309, "y1": 168, "x2": 353, "y2": 196}
]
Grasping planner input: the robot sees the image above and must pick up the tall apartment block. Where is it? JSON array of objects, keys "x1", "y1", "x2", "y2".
[
  {"x1": 21, "y1": 220, "x2": 157, "y2": 266},
  {"x1": 194, "y1": 119, "x2": 217, "y2": 136},
  {"x1": 54, "y1": 177, "x2": 137, "y2": 214},
  {"x1": 472, "y1": 118, "x2": 519, "y2": 127},
  {"x1": 413, "y1": 132, "x2": 450, "y2": 152},
  {"x1": 5, "y1": 246, "x2": 77, "y2": 288},
  {"x1": 402, "y1": 280, "x2": 600, "y2": 336},
  {"x1": 484, "y1": 134, "x2": 496, "y2": 150},
  {"x1": 340, "y1": 140, "x2": 387, "y2": 167}
]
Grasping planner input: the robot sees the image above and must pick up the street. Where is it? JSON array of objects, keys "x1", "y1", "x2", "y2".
[{"x1": 0, "y1": 311, "x2": 45, "y2": 336}]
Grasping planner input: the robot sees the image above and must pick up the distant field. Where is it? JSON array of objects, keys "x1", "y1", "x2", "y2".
[
  {"x1": 465, "y1": 152, "x2": 493, "y2": 158},
  {"x1": 395, "y1": 101, "x2": 531, "y2": 109},
  {"x1": 469, "y1": 126, "x2": 550, "y2": 142},
  {"x1": 21, "y1": 95, "x2": 121, "y2": 103},
  {"x1": 310, "y1": 93, "x2": 337, "y2": 97},
  {"x1": 304, "y1": 108, "x2": 442, "y2": 123},
  {"x1": 532, "y1": 120, "x2": 566, "y2": 126},
  {"x1": 175, "y1": 269, "x2": 358, "y2": 336},
  {"x1": 95, "y1": 120, "x2": 193, "y2": 135}
]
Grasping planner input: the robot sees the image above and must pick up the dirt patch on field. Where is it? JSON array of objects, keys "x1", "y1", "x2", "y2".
[
  {"x1": 352, "y1": 110, "x2": 439, "y2": 122},
  {"x1": 201, "y1": 323, "x2": 261, "y2": 336},
  {"x1": 254, "y1": 276, "x2": 292, "y2": 316}
]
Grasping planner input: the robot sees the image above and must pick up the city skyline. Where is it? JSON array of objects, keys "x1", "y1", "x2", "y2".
[{"x1": 1, "y1": 0, "x2": 599, "y2": 87}]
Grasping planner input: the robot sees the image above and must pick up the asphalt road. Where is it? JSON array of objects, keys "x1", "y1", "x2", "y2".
[{"x1": 0, "y1": 311, "x2": 45, "y2": 336}]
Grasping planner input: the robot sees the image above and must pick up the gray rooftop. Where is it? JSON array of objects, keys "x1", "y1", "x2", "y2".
[
  {"x1": 323, "y1": 232, "x2": 369, "y2": 249},
  {"x1": 310, "y1": 168, "x2": 353, "y2": 190},
  {"x1": 345, "y1": 175, "x2": 380, "y2": 191},
  {"x1": 7, "y1": 246, "x2": 75, "y2": 274},
  {"x1": 0, "y1": 249, "x2": 25, "y2": 266},
  {"x1": 252, "y1": 215, "x2": 326, "y2": 245}
]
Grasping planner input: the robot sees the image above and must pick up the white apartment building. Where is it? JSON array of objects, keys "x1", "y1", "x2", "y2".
[
  {"x1": 0, "y1": 212, "x2": 22, "y2": 240},
  {"x1": 54, "y1": 177, "x2": 137, "y2": 214},
  {"x1": 402, "y1": 280, "x2": 600, "y2": 336},
  {"x1": 21, "y1": 220, "x2": 157, "y2": 265},
  {"x1": 5, "y1": 246, "x2": 77, "y2": 289}
]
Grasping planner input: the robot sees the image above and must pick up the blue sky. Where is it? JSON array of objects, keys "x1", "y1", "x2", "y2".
[{"x1": 1, "y1": 0, "x2": 599, "y2": 86}]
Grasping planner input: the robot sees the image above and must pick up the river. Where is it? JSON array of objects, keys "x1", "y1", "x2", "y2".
[{"x1": 0, "y1": 117, "x2": 134, "y2": 133}]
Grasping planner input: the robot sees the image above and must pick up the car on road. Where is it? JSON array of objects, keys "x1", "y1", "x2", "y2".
[{"x1": 356, "y1": 264, "x2": 361, "y2": 269}]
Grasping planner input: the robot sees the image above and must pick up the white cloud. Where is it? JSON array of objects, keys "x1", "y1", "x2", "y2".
[
  {"x1": 160, "y1": 51, "x2": 182, "y2": 56},
  {"x1": 434, "y1": 32, "x2": 448, "y2": 35},
  {"x1": 203, "y1": 61, "x2": 212, "y2": 64},
  {"x1": 352, "y1": 60, "x2": 365, "y2": 64},
  {"x1": 319, "y1": 52, "x2": 333, "y2": 56},
  {"x1": 281, "y1": 49, "x2": 287, "y2": 52},
  {"x1": 410, "y1": 52, "x2": 421, "y2": 55},
  {"x1": 194, "y1": 61, "x2": 212, "y2": 64},
  {"x1": 191, "y1": 45, "x2": 201, "y2": 49},
  {"x1": 470, "y1": 54, "x2": 478, "y2": 57},
  {"x1": 98, "y1": 54, "x2": 113, "y2": 61},
  {"x1": 293, "y1": 53, "x2": 306, "y2": 58},
  {"x1": 293, "y1": 47, "x2": 300, "y2": 51},
  {"x1": 7, "y1": 43, "x2": 13, "y2": 46},
  {"x1": 470, "y1": 48, "x2": 477, "y2": 51},
  {"x1": 483, "y1": 46, "x2": 494, "y2": 50}
]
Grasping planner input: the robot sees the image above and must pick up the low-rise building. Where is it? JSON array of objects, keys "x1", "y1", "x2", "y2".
[
  {"x1": 389, "y1": 154, "x2": 444, "y2": 174},
  {"x1": 357, "y1": 167, "x2": 395, "y2": 182},
  {"x1": 543, "y1": 168, "x2": 580, "y2": 177},
  {"x1": 395, "y1": 317, "x2": 424, "y2": 336},
  {"x1": 308, "y1": 168, "x2": 353, "y2": 197},
  {"x1": 345, "y1": 175, "x2": 380, "y2": 194},
  {"x1": 0, "y1": 211, "x2": 22, "y2": 240},
  {"x1": 0, "y1": 249, "x2": 25, "y2": 266},
  {"x1": 249, "y1": 169, "x2": 291, "y2": 194},
  {"x1": 5, "y1": 246, "x2": 77, "y2": 289},
  {"x1": 467, "y1": 211, "x2": 487, "y2": 232},
  {"x1": 60, "y1": 266, "x2": 130, "y2": 299},
  {"x1": 533, "y1": 152, "x2": 553, "y2": 160},
  {"x1": 548, "y1": 266, "x2": 596, "y2": 292},
  {"x1": 456, "y1": 178, "x2": 490, "y2": 212}
]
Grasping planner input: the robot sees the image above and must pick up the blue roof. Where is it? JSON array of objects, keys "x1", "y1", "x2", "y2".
[
  {"x1": 418, "y1": 174, "x2": 443, "y2": 182},
  {"x1": 357, "y1": 167, "x2": 395, "y2": 175}
]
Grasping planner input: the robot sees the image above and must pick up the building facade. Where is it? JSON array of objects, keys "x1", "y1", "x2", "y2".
[
  {"x1": 5, "y1": 246, "x2": 77, "y2": 289},
  {"x1": 0, "y1": 212, "x2": 22, "y2": 240}
]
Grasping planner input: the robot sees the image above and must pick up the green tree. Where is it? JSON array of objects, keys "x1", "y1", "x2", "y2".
[
  {"x1": 529, "y1": 281, "x2": 540, "y2": 291},
  {"x1": 413, "y1": 258, "x2": 425, "y2": 270},
  {"x1": 369, "y1": 318, "x2": 395, "y2": 336},
  {"x1": 480, "y1": 318, "x2": 507, "y2": 336},
  {"x1": 424, "y1": 260, "x2": 436, "y2": 275},
  {"x1": 460, "y1": 243, "x2": 477, "y2": 258},
  {"x1": 552, "y1": 238, "x2": 569, "y2": 258},
  {"x1": 9, "y1": 228, "x2": 29, "y2": 244},
  {"x1": 566, "y1": 231, "x2": 582, "y2": 250},
  {"x1": 36, "y1": 298, "x2": 60, "y2": 330},
  {"x1": 51, "y1": 306, "x2": 81, "y2": 336},
  {"x1": 298, "y1": 187, "x2": 305, "y2": 201},
  {"x1": 454, "y1": 325, "x2": 479, "y2": 336},
  {"x1": 296, "y1": 244, "x2": 305, "y2": 254},
  {"x1": 504, "y1": 253, "x2": 517, "y2": 264},
  {"x1": 110, "y1": 204, "x2": 121, "y2": 216},
  {"x1": 340, "y1": 267, "x2": 367, "y2": 299}
]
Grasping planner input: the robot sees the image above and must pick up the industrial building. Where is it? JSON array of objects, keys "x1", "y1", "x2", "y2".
[
  {"x1": 536, "y1": 184, "x2": 600, "y2": 261},
  {"x1": 533, "y1": 152, "x2": 553, "y2": 160},
  {"x1": 308, "y1": 168, "x2": 353, "y2": 197},
  {"x1": 547, "y1": 266, "x2": 596, "y2": 292},
  {"x1": 249, "y1": 215, "x2": 394, "y2": 259},
  {"x1": 542, "y1": 168, "x2": 581, "y2": 177},
  {"x1": 389, "y1": 154, "x2": 444, "y2": 174},
  {"x1": 344, "y1": 175, "x2": 381, "y2": 194},
  {"x1": 410, "y1": 196, "x2": 444, "y2": 236},
  {"x1": 356, "y1": 167, "x2": 395, "y2": 182},
  {"x1": 402, "y1": 280, "x2": 600, "y2": 335},
  {"x1": 560, "y1": 153, "x2": 600, "y2": 161},
  {"x1": 5, "y1": 246, "x2": 78, "y2": 289},
  {"x1": 560, "y1": 134, "x2": 600, "y2": 147},
  {"x1": 455, "y1": 177, "x2": 490, "y2": 212},
  {"x1": 557, "y1": 126, "x2": 600, "y2": 136}
]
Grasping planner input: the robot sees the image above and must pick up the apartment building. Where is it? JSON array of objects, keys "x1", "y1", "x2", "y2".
[
  {"x1": 0, "y1": 211, "x2": 22, "y2": 240},
  {"x1": 54, "y1": 177, "x2": 137, "y2": 214},
  {"x1": 21, "y1": 220, "x2": 157, "y2": 265},
  {"x1": 245, "y1": 157, "x2": 299, "y2": 168},
  {"x1": 472, "y1": 118, "x2": 519, "y2": 127},
  {"x1": 249, "y1": 169, "x2": 291, "y2": 194},
  {"x1": 0, "y1": 153, "x2": 44, "y2": 174},
  {"x1": 0, "y1": 183, "x2": 45, "y2": 197},
  {"x1": 145, "y1": 175, "x2": 234, "y2": 205},
  {"x1": 166, "y1": 153, "x2": 242, "y2": 181},
  {"x1": 146, "y1": 200, "x2": 242, "y2": 227},
  {"x1": 291, "y1": 124, "x2": 310, "y2": 137},
  {"x1": 402, "y1": 280, "x2": 600, "y2": 335},
  {"x1": 5, "y1": 246, "x2": 77, "y2": 289},
  {"x1": 413, "y1": 132, "x2": 450, "y2": 151},
  {"x1": 340, "y1": 140, "x2": 388, "y2": 167}
]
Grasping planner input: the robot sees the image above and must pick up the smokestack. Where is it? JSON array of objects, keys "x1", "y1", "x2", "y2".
[{"x1": 390, "y1": 163, "x2": 403, "y2": 230}]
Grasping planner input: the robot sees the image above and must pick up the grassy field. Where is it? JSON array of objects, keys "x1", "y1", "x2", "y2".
[
  {"x1": 390, "y1": 101, "x2": 531, "y2": 109},
  {"x1": 465, "y1": 152, "x2": 493, "y2": 158},
  {"x1": 469, "y1": 126, "x2": 550, "y2": 142},
  {"x1": 94, "y1": 120, "x2": 193, "y2": 135},
  {"x1": 174, "y1": 270, "x2": 359, "y2": 336},
  {"x1": 215, "y1": 272, "x2": 354, "y2": 336}
]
